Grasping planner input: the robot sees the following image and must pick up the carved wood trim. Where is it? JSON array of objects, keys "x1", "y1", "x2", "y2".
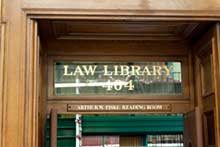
[
  {"x1": 51, "y1": 20, "x2": 201, "y2": 41},
  {"x1": 212, "y1": 23, "x2": 220, "y2": 147},
  {"x1": 0, "y1": 22, "x2": 6, "y2": 147},
  {"x1": 24, "y1": 9, "x2": 220, "y2": 21},
  {"x1": 25, "y1": 19, "x2": 39, "y2": 147}
]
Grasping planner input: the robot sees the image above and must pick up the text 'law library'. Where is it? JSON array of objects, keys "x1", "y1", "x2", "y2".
[{"x1": 1, "y1": 1, "x2": 220, "y2": 147}]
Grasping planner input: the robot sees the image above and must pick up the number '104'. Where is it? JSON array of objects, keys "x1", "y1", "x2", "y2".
[{"x1": 103, "y1": 80, "x2": 134, "y2": 91}]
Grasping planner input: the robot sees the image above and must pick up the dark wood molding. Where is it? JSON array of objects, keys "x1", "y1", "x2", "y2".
[
  {"x1": 212, "y1": 24, "x2": 220, "y2": 146},
  {"x1": 51, "y1": 20, "x2": 203, "y2": 41},
  {"x1": 50, "y1": 109, "x2": 57, "y2": 147},
  {"x1": 2, "y1": 0, "x2": 220, "y2": 147},
  {"x1": 0, "y1": 21, "x2": 6, "y2": 147},
  {"x1": 47, "y1": 102, "x2": 190, "y2": 114},
  {"x1": 47, "y1": 55, "x2": 190, "y2": 102}
]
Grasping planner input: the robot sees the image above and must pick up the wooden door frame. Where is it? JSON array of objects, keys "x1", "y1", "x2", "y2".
[
  {"x1": 25, "y1": 12, "x2": 220, "y2": 147},
  {"x1": 212, "y1": 24, "x2": 220, "y2": 146},
  {"x1": 2, "y1": 4, "x2": 220, "y2": 146}
]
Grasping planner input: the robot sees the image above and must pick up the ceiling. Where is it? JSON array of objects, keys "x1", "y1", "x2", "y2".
[{"x1": 39, "y1": 20, "x2": 212, "y2": 42}]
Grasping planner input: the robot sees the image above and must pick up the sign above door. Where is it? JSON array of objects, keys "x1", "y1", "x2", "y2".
[{"x1": 54, "y1": 61, "x2": 182, "y2": 96}]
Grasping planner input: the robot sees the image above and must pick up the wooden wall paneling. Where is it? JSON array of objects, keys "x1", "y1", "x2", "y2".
[
  {"x1": 0, "y1": 21, "x2": 6, "y2": 147},
  {"x1": 50, "y1": 109, "x2": 57, "y2": 147},
  {"x1": 37, "y1": 20, "x2": 212, "y2": 57},
  {"x1": 0, "y1": 24, "x2": 3, "y2": 147},
  {"x1": 212, "y1": 23, "x2": 220, "y2": 147},
  {"x1": 47, "y1": 55, "x2": 189, "y2": 61},
  {"x1": 0, "y1": 0, "x2": 2, "y2": 21},
  {"x1": 38, "y1": 18, "x2": 50, "y2": 137},
  {"x1": 193, "y1": 23, "x2": 220, "y2": 147},
  {"x1": 182, "y1": 55, "x2": 190, "y2": 99},
  {"x1": 192, "y1": 27, "x2": 212, "y2": 147},
  {"x1": 38, "y1": 36, "x2": 43, "y2": 147},
  {"x1": 192, "y1": 25, "x2": 213, "y2": 108},
  {"x1": 193, "y1": 55, "x2": 207, "y2": 147},
  {"x1": 200, "y1": 55, "x2": 214, "y2": 97},
  {"x1": 25, "y1": 19, "x2": 39, "y2": 147},
  {"x1": 195, "y1": 107, "x2": 204, "y2": 147},
  {"x1": 38, "y1": 28, "x2": 48, "y2": 147},
  {"x1": 0, "y1": 0, "x2": 6, "y2": 23},
  {"x1": 46, "y1": 40, "x2": 189, "y2": 56},
  {"x1": 0, "y1": 1, "x2": 6, "y2": 147},
  {"x1": 0, "y1": 0, "x2": 4, "y2": 22},
  {"x1": 203, "y1": 111, "x2": 209, "y2": 146},
  {"x1": 0, "y1": 0, "x2": 7, "y2": 146},
  {"x1": 3, "y1": 0, "x2": 26, "y2": 147},
  {"x1": 51, "y1": 20, "x2": 201, "y2": 41},
  {"x1": 202, "y1": 95, "x2": 215, "y2": 112},
  {"x1": 184, "y1": 107, "x2": 203, "y2": 147},
  {"x1": 185, "y1": 23, "x2": 213, "y2": 44},
  {"x1": 2, "y1": 1, "x2": 220, "y2": 147},
  {"x1": 188, "y1": 48, "x2": 195, "y2": 110},
  {"x1": 23, "y1": 0, "x2": 220, "y2": 19},
  {"x1": 194, "y1": 56, "x2": 203, "y2": 110},
  {"x1": 199, "y1": 43, "x2": 214, "y2": 98}
]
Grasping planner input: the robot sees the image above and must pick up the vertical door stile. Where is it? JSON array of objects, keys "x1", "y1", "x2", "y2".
[
  {"x1": 184, "y1": 107, "x2": 203, "y2": 147},
  {"x1": 212, "y1": 23, "x2": 220, "y2": 147},
  {"x1": 50, "y1": 109, "x2": 57, "y2": 147},
  {"x1": 195, "y1": 107, "x2": 203, "y2": 147}
]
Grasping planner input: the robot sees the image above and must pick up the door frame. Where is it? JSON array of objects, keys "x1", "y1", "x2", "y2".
[
  {"x1": 7, "y1": 7, "x2": 220, "y2": 147},
  {"x1": 212, "y1": 24, "x2": 220, "y2": 146}
]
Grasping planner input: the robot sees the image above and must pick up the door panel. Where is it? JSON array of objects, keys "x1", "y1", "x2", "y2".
[
  {"x1": 184, "y1": 107, "x2": 203, "y2": 147},
  {"x1": 212, "y1": 23, "x2": 220, "y2": 147}
]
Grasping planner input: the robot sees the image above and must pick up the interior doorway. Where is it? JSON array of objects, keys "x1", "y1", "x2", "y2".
[
  {"x1": 46, "y1": 114, "x2": 184, "y2": 147},
  {"x1": 35, "y1": 19, "x2": 220, "y2": 147}
]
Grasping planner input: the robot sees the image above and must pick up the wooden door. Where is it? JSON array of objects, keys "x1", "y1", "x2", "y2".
[
  {"x1": 184, "y1": 107, "x2": 203, "y2": 147},
  {"x1": 212, "y1": 23, "x2": 220, "y2": 147},
  {"x1": 193, "y1": 23, "x2": 220, "y2": 147}
]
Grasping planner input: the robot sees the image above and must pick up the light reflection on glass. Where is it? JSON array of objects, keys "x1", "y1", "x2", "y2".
[{"x1": 54, "y1": 62, "x2": 182, "y2": 96}]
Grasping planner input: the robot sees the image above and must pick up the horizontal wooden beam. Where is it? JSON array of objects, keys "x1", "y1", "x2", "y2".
[{"x1": 23, "y1": 0, "x2": 220, "y2": 12}]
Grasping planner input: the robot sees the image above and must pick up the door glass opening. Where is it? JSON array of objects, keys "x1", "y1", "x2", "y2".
[
  {"x1": 37, "y1": 20, "x2": 217, "y2": 147},
  {"x1": 46, "y1": 114, "x2": 184, "y2": 147},
  {"x1": 54, "y1": 61, "x2": 182, "y2": 96}
]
